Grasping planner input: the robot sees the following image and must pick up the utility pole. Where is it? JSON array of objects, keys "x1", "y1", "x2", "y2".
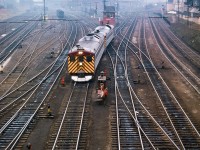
[
  {"x1": 43, "y1": 0, "x2": 46, "y2": 21},
  {"x1": 116, "y1": 0, "x2": 119, "y2": 20},
  {"x1": 90, "y1": 1, "x2": 91, "y2": 15},
  {"x1": 95, "y1": 2, "x2": 98, "y2": 16},
  {"x1": 103, "y1": 0, "x2": 106, "y2": 10},
  {"x1": 177, "y1": 0, "x2": 179, "y2": 22},
  {"x1": 187, "y1": 4, "x2": 189, "y2": 26}
]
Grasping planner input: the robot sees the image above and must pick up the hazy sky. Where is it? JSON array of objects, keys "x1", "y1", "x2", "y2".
[
  {"x1": 31, "y1": 0, "x2": 166, "y2": 2},
  {"x1": 145, "y1": 0, "x2": 165, "y2": 3},
  {"x1": 33, "y1": 0, "x2": 43, "y2": 2},
  {"x1": 31, "y1": 0, "x2": 166, "y2": 5}
]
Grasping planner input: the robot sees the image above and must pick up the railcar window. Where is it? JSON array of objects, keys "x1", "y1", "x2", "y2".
[
  {"x1": 86, "y1": 56, "x2": 92, "y2": 62},
  {"x1": 79, "y1": 56, "x2": 84, "y2": 62},
  {"x1": 70, "y1": 56, "x2": 75, "y2": 62}
]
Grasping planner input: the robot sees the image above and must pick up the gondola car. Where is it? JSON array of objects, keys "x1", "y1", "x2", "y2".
[
  {"x1": 56, "y1": 9, "x2": 64, "y2": 18},
  {"x1": 67, "y1": 24, "x2": 114, "y2": 82}
]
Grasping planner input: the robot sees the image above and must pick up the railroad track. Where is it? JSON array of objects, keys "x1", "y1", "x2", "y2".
[
  {"x1": 14, "y1": 17, "x2": 91, "y2": 149},
  {"x1": 0, "y1": 46, "x2": 67, "y2": 149},
  {"x1": 0, "y1": 21, "x2": 67, "y2": 97},
  {"x1": 46, "y1": 83, "x2": 89, "y2": 150},
  {"x1": 107, "y1": 17, "x2": 154, "y2": 149},
  {"x1": 107, "y1": 14, "x2": 200, "y2": 149},
  {"x1": 108, "y1": 16, "x2": 174, "y2": 149},
  {"x1": 151, "y1": 18, "x2": 200, "y2": 94},
  {"x1": 0, "y1": 19, "x2": 78, "y2": 149},
  {"x1": 157, "y1": 19, "x2": 200, "y2": 67},
  {"x1": 144, "y1": 17, "x2": 200, "y2": 149},
  {"x1": 0, "y1": 17, "x2": 41, "y2": 63},
  {"x1": 0, "y1": 21, "x2": 69, "y2": 118},
  {"x1": 133, "y1": 17, "x2": 200, "y2": 148},
  {"x1": 0, "y1": 13, "x2": 37, "y2": 36},
  {"x1": 44, "y1": 17, "x2": 94, "y2": 150}
]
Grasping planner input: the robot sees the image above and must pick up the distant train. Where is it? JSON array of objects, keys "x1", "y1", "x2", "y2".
[
  {"x1": 56, "y1": 9, "x2": 64, "y2": 18},
  {"x1": 67, "y1": 24, "x2": 114, "y2": 82}
]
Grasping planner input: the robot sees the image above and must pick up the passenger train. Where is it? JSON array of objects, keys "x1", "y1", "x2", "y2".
[{"x1": 67, "y1": 24, "x2": 114, "y2": 82}]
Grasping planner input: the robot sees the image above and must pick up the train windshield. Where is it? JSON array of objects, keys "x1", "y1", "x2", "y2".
[
  {"x1": 86, "y1": 56, "x2": 92, "y2": 62},
  {"x1": 79, "y1": 56, "x2": 84, "y2": 62},
  {"x1": 70, "y1": 56, "x2": 75, "y2": 62}
]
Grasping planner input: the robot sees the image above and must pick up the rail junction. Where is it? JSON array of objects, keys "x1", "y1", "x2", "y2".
[{"x1": 0, "y1": 2, "x2": 199, "y2": 150}]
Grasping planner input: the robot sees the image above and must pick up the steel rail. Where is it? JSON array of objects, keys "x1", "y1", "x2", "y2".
[
  {"x1": 0, "y1": 22, "x2": 66, "y2": 98},
  {"x1": 0, "y1": 15, "x2": 40, "y2": 45},
  {"x1": 160, "y1": 19, "x2": 200, "y2": 60},
  {"x1": 113, "y1": 17, "x2": 187, "y2": 149},
  {"x1": 75, "y1": 83, "x2": 89, "y2": 150},
  {"x1": 0, "y1": 23, "x2": 69, "y2": 113},
  {"x1": 141, "y1": 18, "x2": 185, "y2": 149},
  {"x1": 108, "y1": 42, "x2": 157, "y2": 149},
  {"x1": 0, "y1": 21, "x2": 73, "y2": 149},
  {"x1": 119, "y1": 20, "x2": 200, "y2": 149},
  {"x1": 109, "y1": 17, "x2": 153, "y2": 149},
  {"x1": 149, "y1": 17, "x2": 200, "y2": 140},
  {"x1": 51, "y1": 20, "x2": 89, "y2": 150},
  {"x1": 120, "y1": 17, "x2": 145, "y2": 149},
  {"x1": 0, "y1": 29, "x2": 48, "y2": 96},
  {"x1": 6, "y1": 59, "x2": 66, "y2": 150},
  {"x1": 46, "y1": 18, "x2": 90, "y2": 150},
  {"x1": 150, "y1": 19, "x2": 200, "y2": 94},
  {"x1": 158, "y1": 21, "x2": 200, "y2": 67},
  {"x1": 109, "y1": 38, "x2": 178, "y2": 149},
  {"x1": 51, "y1": 83, "x2": 89, "y2": 150},
  {"x1": 122, "y1": 25, "x2": 200, "y2": 137},
  {"x1": 0, "y1": 22, "x2": 38, "y2": 63},
  {"x1": 0, "y1": 34, "x2": 69, "y2": 133},
  {"x1": 0, "y1": 22, "x2": 70, "y2": 103}
]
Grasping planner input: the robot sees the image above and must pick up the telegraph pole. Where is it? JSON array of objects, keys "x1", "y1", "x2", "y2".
[
  {"x1": 177, "y1": 0, "x2": 179, "y2": 22},
  {"x1": 187, "y1": 4, "x2": 189, "y2": 26},
  {"x1": 43, "y1": 0, "x2": 46, "y2": 21},
  {"x1": 103, "y1": 0, "x2": 106, "y2": 10},
  {"x1": 95, "y1": 2, "x2": 98, "y2": 16}
]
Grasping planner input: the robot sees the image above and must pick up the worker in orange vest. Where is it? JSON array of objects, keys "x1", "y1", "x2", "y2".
[{"x1": 61, "y1": 76, "x2": 65, "y2": 86}]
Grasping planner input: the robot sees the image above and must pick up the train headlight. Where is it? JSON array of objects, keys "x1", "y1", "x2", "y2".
[
  {"x1": 78, "y1": 51, "x2": 83, "y2": 55},
  {"x1": 79, "y1": 62, "x2": 83, "y2": 66}
]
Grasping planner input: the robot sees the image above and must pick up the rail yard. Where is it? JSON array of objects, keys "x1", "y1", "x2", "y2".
[{"x1": 0, "y1": 0, "x2": 200, "y2": 149}]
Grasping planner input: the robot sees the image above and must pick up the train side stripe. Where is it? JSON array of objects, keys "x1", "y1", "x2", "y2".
[
  {"x1": 68, "y1": 56, "x2": 95, "y2": 73},
  {"x1": 68, "y1": 62, "x2": 78, "y2": 73},
  {"x1": 84, "y1": 66, "x2": 92, "y2": 73},
  {"x1": 85, "y1": 65, "x2": 94, "y2": 73},
  {"x1": 69, "y1": 66, "x2": 77, "y2": 73},
  {"x1": 84, "y1": 61, "x2": 94, "y2": 72},
  {"x1": 85, "y1": 64, "x2": 94, "y2": 72}
]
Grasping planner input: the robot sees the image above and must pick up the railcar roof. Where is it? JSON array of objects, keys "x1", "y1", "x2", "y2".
[
  {"x1": 69, "y1": 40, "x2": 99, "y2": 53},
  {"x1": 68, "y1": 25, "x2": 113, "y2": 54}
]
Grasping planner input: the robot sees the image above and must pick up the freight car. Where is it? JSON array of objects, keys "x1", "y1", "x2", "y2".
[
  {"x1": 56, "y1": 9, "x2": 64, "y2": 18},
  {"x1": 67, "y1": 24, "x2": 114, "y2": 82}
]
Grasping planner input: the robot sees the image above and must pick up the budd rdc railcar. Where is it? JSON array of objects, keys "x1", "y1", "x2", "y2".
[{"x1": 67, "y1": 24, "x2": 114, "y2": 82}]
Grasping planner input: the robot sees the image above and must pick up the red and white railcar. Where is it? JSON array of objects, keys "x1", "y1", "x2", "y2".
[{"x1": 67, "y1": 24, "x2": 114, "y2": 82}]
